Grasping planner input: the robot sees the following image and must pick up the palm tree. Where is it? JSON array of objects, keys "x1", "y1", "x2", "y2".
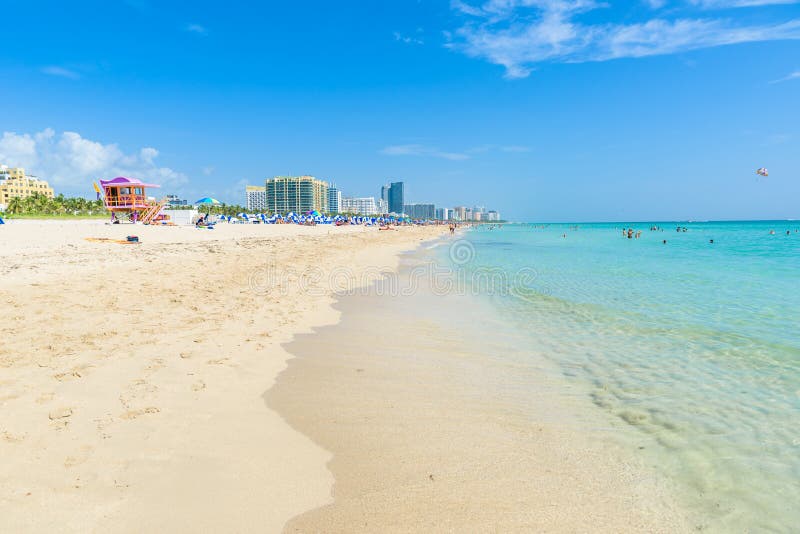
[{"x1": 6, "y1": 197, "x2": 23, "y2": 214}]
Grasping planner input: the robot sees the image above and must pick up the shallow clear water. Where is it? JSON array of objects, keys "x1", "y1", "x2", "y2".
[{"x1": 443, "y1": 221, "x2": 800, "y2": 532}]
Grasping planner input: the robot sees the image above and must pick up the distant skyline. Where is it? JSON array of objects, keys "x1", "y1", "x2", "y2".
[{"x1": 0, "y1": 0, "x2": 799, "y2": 221}]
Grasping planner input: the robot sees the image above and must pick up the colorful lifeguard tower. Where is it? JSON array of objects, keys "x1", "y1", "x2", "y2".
[{"x1": 96, "y1": 176, "x2": 166, "y2": 224}]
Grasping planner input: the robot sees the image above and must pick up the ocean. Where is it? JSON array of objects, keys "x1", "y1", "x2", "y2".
[{"x1": 439, "y1": 221, "x2": 800, "y2": 532}]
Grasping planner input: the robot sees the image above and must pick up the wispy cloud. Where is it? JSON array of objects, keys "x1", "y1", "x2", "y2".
[
  {"x1": 690, "y1": 0, "x2": 800, "y2": 8},
  {"x1": 448, "y1": 1, "x2": 800, "y2": 78},
  {"x1": 394, "y1": 30, "x2": 424, "y2": 45},
  {"x1": 380, "y1": 144, "x2": 469, "y2": 160},
  {"x1": 769, "y1": 70, "x2": 800, "y2": 83},
  {"x1": 41, "y1": 66, "x2": 80, "y2": 80},
  {"x1": 185, "y1": 23, "x2": 207, "y2": 35},
  {"x1": 381, "y1": 143, "x2": 531, "y2": 159}
]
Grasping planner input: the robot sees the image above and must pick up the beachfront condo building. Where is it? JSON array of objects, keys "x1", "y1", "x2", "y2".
[
  {"x1": 435, "y1": 207, "x2": 451, "y2": 220},
  {"x1": 380, "y1": 184, "x2": 390, "y2": 208},
  {"x1": 381, "y1": 181, "x2": 405, "y2": 214},
  {"x1": 452, "y1": 206, "x2": 467, "y2": 221},
  {"x1": 341, "y1": 196, "x2": 380, "y2": 215},
  {"x1": 328, "y1": 187, "x2": 342, "y2": 214},
  {"x1": 404, "y1": 203, "x2": 435, "y2": 220},
  {"x1": 265, "y1": 176, "x2": 328, "y2": 214},
  {"x1": 388, "y1": 181, "x2": 404, "y2": 215},
  {"x1": 0, "y1": 165, "x2": 55, "y2": 208},
  {"x1": 246, "y1": 185, "x2": 267, "y2": 211}
]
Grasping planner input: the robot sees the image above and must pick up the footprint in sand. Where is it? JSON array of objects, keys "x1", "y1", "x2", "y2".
[
  {"x1": 64, "y1": 445, "x2": 93, "y2": 468},
  {"x1": 191, "y1": 380, "x2": 206, "y2": 392},
  {"x1": 120, "y1": 407, "x2": 160, "y2": 420},
  {"x1": 49, "y1": 407, "x2": 73, "y2": 420},
  {"x1": 49, "y1": 407, "x2": 74, "y2": 430},
  {"x1": 2, "y1": 430, "x2": 26, "y2": 443},
  {"x1": 54, "y1": 365, "x2": 92, "y2": 382},
  {"x1": 36, "y1": 393, "x2": 56, "y2": 404}
]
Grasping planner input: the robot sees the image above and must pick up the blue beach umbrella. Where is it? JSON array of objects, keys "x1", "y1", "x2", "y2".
[{"x1": 195, "y1": 197, "x2": 221, "y2": 205}]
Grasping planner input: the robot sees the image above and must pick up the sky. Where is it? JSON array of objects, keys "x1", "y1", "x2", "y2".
[{"x1": 0, "y1": 0, "x2": 799, "y2": 221}]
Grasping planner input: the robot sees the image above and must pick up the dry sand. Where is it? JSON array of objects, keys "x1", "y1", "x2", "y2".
[{"x1": 0, "y1": 219, "x2": 442, "y2": 532}]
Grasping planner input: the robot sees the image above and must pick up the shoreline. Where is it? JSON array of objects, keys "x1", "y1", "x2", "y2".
[
  {"x1": 0, "y1": 220, "x2": 446, "y2": 532},
  {"x1": 268, "y1": 239, "x2": 690, "y2": 532}
]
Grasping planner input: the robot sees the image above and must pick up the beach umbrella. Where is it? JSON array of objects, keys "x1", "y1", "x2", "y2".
[{"x1": 195, "y1": 197, "x2": 221, "y2": 205}]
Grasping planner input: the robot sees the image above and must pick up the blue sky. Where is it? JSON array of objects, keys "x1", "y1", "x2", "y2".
[{"x1": 1, "y1": 0, "x2": 798, "y2": 221}]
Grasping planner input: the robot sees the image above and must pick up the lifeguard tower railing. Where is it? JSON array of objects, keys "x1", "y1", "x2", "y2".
[{"x1": 104, "y1": 189, "x2": 151, "y2": 209}]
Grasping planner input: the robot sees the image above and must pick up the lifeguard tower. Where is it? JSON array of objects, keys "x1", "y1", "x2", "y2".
[{"x1": 96, "y1": 176, "x2": 166, "y2": 224}]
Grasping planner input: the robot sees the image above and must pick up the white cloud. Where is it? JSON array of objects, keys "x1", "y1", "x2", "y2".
[
  {"x1": 185, "y1": 23, "x2": 207, "y2": 34},
  {"x1": 0, "y1": 129, "x2": 188, "y2": 194},
  {"x1": 380, "y1": 144, "x2": 470, "y2": 160},
  {"x1": 41, "y1": 66, "x2": 80, "y2": 79},
  {"x1": 449, "y1": 0, "x2": 800, "y2": 78},
  {"x1": 381, "y1": 143, "x2": 532, "y2": 159},
  {"x1": 769, "y1": 70, "x2": 800, "y2": 83},
  {"x1": 394, "y1": 31, "x2": 425, "y2": 45},
  {"x1": 690, "y1": 0, "x2": 800, "y2": 7}
]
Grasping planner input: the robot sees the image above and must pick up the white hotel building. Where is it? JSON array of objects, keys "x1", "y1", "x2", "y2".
[{"x1": 341, "y1": 196, "x2": 380, "y2": 215}]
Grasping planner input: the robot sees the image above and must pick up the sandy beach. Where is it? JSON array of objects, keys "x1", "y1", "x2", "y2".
[
  {"x1": 0, "y1": 220, "x2": 687, "y2": 532},
  {"x1": 0, "y1": 220, "x2": 443, "y2": 532}
]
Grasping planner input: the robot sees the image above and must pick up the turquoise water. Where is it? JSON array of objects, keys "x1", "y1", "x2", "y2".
[{"x1": 448, "y1": 222, "x2": 800, "y2": 532}]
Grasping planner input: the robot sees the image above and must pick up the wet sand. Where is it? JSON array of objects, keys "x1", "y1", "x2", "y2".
[{"x1": 269, "y1": 249, "x2": 689, "y2": 533}]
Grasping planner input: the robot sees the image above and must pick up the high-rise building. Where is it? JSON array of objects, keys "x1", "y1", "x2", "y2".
[
  {"x1": 388, "y1": 181, "x2": 404, "y2": 214},
  {"x1": 342, "y1": 197, "x2": 380, "y2": 215},
  {"x1": 341, "y1": 197, "x2": 379, "y2": 215},
  {"x1": 381, "y1": 184, "x2": 390, "y2": 208},
  {"x1": 377, "y1": 198, "x2": 388, "y2": 214},
  {"x1": 435, "y1": 207, "x2": 450, "y2": 220},
  {"x1": 453, "y1": 206, "x2": 467, "y2": 221},
  {"x1": 327, "y1": 187, "x2": 342, "y2": 214},
  {"x1": 486, "y1": 210, "x2": 500, "y2": 221},
  {"x1": 0, "y1": 166, "x2": 55, "y2": 208},
  {"x1": 265, "y1": 176, "x2": 328, "y2": 214},
  {"x1": 404, "y1": 203, "x2": 435, "y2": 220},
  {"x1": 245, "y1": 185, "x2": 267, "y2": 211}
]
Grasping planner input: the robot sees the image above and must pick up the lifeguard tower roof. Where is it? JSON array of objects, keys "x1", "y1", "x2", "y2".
[{"x1": 100, "y1": 176, "x2": 160, "y2": 189}]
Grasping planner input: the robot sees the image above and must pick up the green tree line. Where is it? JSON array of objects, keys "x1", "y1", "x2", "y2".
[{"x1": 2, "y1": 193, "x2": 107, "y2": 216}]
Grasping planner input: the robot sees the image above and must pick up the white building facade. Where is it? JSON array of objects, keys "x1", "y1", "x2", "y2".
[
  {"x1": 246, "y1": 185, "x2": 267, "y2": 212},
  {"x1": 341, "y1": 196, "x2": 379, "y2": 215}
]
